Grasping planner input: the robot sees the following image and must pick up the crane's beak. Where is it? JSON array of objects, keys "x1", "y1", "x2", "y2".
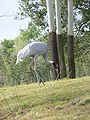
[
  {"x1": 16, "y1": 59, "x2": 23, "y2": 65},
  {"x1": 16, "y1": 61, "x2": 18, "y2": 65}
]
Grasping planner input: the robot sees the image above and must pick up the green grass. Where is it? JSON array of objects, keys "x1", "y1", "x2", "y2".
[{"x1": 0, "y1": 77, "x2": 90, "y2": 120}]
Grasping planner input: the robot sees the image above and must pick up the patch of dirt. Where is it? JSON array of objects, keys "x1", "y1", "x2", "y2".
[
  {"x1": 0, "y1": 111, "x2": 12, "y2": 120},
  {"x1": 18, "y1": 108, "x2": 30, "y2": 115}
]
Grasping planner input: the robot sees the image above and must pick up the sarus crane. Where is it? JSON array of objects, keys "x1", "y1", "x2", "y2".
[{"x1": 16, "y1": 42, "x2": 58, "y2": 84}]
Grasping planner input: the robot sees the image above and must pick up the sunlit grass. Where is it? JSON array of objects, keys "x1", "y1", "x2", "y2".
[{"x1": 0, "y1": 77, "x2": 90, "y2": 120}]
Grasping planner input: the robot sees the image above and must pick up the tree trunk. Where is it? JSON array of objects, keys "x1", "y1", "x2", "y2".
[
  {"x1": 55, "y1": 0, "x2": 66, "y2": 78},
  {"x1": 46, "y1": 0, "x2": 59, "y2": 79},
  {"x1": 67, "y1": 0, "x2": 75, "y2": 78},
  {"x1": 67, "y1": 35, "x2": 75, "y2": 78},
  {"x1": 49, "y1": 32, "x2": 60, "y2": 79},
  {"x1": 57, "y1": 35, "x2": 66, "y2": 78}
]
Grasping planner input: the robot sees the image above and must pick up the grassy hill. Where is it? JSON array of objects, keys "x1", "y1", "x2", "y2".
[{"x1": 0, "y1": 77, "x2": 90, "y2": 120}]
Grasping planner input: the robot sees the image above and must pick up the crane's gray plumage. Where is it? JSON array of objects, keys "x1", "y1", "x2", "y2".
[
  {"x1": 16, "y1": 42, "x2": 58, "y2": 84},
  {"x1": 16, "y1": 42, "x2": 52, "y2": 65}
]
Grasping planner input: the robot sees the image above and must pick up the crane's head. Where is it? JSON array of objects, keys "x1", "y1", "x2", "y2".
[
  {"x1": 16, "y1": 58, "x2": 23, "y2": 64},
  {"x1": 49, "y1": 61, "x2": 59, "y2": 70},
  {"x1": 49, "y1": 61, "x2": 59, "y2": 76},
  {"x1": 52, "y1": 62, "x2": 59, "y2": 69},
  {"x1": 16, "y1": 52, "x2": 23, "y2": 64}
]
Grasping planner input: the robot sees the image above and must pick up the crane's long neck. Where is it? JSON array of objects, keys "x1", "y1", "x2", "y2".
[
  {"x1": 43, "y1": 54, "x2": 53, "y2": 65},
  {"x1": 44, "y1": 55, "x2": 59, "y2": 77},
  {"x1": 43, "y1": 54, "x2": 58, "y2": 70}
]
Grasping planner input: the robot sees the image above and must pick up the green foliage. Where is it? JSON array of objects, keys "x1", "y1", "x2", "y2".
[
  {"x1": 17, "y1": 0, "x2": 47, "y2": 27},
  {"x1": 17, "y1": 0, "x2": 90, "y2": 34},
  {"x1": 1, "y1": 39, "x2": 15, "y2": 56},
  {"x1": 75, "y1": 32, "x2": 90, "y2": 61},
  {"x1": 74, "y1": 0, "x2": 90, "y2": 33},
  {"x1": 80, "y1": 97, "x2": 90, "y2": 106},
  {"x1": 74, "y1": 32, "x2": 90, "y2": 77},
  {"x1": 0, "y1": 39, "x2": 16, "y2": 86},
  {"x1": 0, "y1": 31, "x2": 90, "y2": 86}
]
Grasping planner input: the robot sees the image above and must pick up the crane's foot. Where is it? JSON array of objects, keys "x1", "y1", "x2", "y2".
[
  {"x1": 38, "y1": 78, "x2": 45, "y2": 85},
  {"x1": 31, "y1": 66, "x2": 45, "y2": 85}
]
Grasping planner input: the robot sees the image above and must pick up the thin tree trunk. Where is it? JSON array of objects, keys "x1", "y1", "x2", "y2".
[
  {"x1": 46, "y1": 0, "x2": 59, "y2": 79},
  {"x1": 57, "y1": 35, "x2": 66, "y2": 78},
  {"x1": 49, "y1": 32, "x2": 60, "y2": 79},
  {"x1": 67, "y1": 35, "x2": 75, "y2": 78},
  {"x1": 55, "y1": 0, "x2": 66, "y2": 78},
  {"x1": 67, "y1": 0, "x2": 75, "y2": 78}
]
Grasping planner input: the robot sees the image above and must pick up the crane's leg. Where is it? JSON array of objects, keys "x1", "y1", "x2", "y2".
[
  {"x1": 31, "y1": 66, "x2": 45, "y2": 85},
  {"x1": 30, "y1": 55, "x2": 45, "y2": 85},
  {"x1": 29, "y1": 56, "x2": 35, "y2": 67},
  {"x1": 33, "y1": 69, "x2": 45, "y2": 85},
  {"x1": 29, "y1": 54, "x2": 39, "y2": 69}
]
